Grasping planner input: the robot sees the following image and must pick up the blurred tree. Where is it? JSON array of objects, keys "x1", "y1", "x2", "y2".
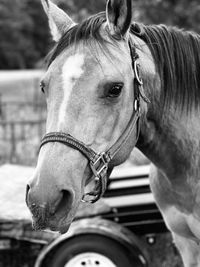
[
  {"x1": 0, "y1": 0, "x2": 50, "y2": 69},
  {"x1": 134, "y1": 0, "x2": 200, "y2": 33},
  {"x1": 25, "y1": 0, "x2": 51, "y2": 67},
  {"x1": 0, "y1": 0, "x2": 32, "y2": 69},
  {"x1": 57, "y1": 0, "x2": 105, "y2": 21}
]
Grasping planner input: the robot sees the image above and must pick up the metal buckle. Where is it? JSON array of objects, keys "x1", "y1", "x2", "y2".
[
  {"x1": 81, "y1": 193, "x2": 97, "y2": 203},
  {"x1": 134, "y1": 98, "x2": 140, "y2": 112},
  {"x1": 81, "y1": 153, "x2": 110, "y2": 203},
  {"x1": 134, "y1": 61, "x2": 143, "y2": 86},
  {"x1": 90, "y1": 152, "x2": 109, "y2": 179}
]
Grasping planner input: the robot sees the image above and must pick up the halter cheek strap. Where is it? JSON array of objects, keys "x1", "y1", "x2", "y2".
[{"x1": 40, "y1": 39, "x2": 143, "y2": 203}]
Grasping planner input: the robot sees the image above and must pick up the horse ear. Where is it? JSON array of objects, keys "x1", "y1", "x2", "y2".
[
  {"x1": 41, "y1": 0, "x2": 75, "y2": 42},
  {"x1": 106, "y1": 0, "x2": 132, "y2": 39}
]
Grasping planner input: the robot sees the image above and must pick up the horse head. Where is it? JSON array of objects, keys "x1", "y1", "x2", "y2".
[{"x1": 26, "y1": 0, "x2": 147, "y2": 233}]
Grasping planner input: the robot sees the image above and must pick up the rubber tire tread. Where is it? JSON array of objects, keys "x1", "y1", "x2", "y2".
[{"x1": 46, "y1": 233, "x2": 145, "y2": 267}]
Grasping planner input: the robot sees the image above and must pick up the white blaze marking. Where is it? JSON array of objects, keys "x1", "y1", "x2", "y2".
[{"x1": 58, "y1": 54, "x2": 85, "y2": 129}]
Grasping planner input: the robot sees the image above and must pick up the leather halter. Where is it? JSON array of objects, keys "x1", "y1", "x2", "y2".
[{"x1": 40, "y1": 39, "x2": 143, "y2": 203}]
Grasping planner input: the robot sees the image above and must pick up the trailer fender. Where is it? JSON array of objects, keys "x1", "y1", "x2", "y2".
[{"x1": 35, "y1": 218, "x2": 149, "y2": 267}]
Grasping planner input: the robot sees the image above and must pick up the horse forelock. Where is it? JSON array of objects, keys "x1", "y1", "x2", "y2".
[
  {"x1": 131, "y1": 23, "x2": 200, "y2": 114},
  {"x1": 47, "y1": 12, "x2": 109, "y2": 66}
]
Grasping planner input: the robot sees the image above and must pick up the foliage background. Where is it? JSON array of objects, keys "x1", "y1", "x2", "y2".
[{"x1": 0, "y1": 0, "x2": 199, "y2": 69}]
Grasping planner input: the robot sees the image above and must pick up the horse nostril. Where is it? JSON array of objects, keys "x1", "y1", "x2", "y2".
[{"x1": 52, "y1": 190, "x2": 74, "y2": 216}]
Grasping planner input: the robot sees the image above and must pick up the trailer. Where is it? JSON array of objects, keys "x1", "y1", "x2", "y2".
[{"x1": 0, "y1": 163, "x2": 178, "y2": 267}]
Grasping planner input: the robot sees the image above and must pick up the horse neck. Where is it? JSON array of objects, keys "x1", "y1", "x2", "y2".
[
  {"x1": 132, "y1": 48, "x2": 194, "y2": 178},
  {"x1": 137, "y1": 95, "x2": 200, "y2": 181}
]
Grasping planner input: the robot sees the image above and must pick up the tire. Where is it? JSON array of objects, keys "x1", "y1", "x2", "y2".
[{"x1": 46, "y1": 234, "x2": 146, "y2": 267}]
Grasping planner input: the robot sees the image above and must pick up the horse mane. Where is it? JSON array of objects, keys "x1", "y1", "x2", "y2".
[
  {"x1": 48, "y1": 11, "x2": 200, "y2": 112},
  {"x1": 131, "y1": 23, "x2": 200, "y2": 112}
]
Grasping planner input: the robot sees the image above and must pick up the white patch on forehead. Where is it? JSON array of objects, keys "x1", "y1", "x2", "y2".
[{"x1": 58, "y1": 54, "x2": 85, "y2": 129}]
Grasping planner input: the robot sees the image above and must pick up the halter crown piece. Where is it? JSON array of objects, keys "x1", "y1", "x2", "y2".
[{"x1": 40, "y1": 38, "x2": 143, "y2": 203}]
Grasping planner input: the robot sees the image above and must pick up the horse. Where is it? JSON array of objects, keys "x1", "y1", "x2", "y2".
[{"x1": 26, "y1": 0, "x2": 200, "y2": 266}]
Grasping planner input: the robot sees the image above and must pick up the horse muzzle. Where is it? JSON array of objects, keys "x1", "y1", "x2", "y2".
[{"x1": 26, "y1": 181, "x2": 75, "y2": 230}]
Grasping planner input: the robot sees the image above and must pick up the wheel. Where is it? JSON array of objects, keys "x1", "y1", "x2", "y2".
[
  {"x1": 63, "y1": 252, "x2": 118, "y2": 267},
  {"x1": 45, "y1": 234, "x2": 146, "y2": 267}
]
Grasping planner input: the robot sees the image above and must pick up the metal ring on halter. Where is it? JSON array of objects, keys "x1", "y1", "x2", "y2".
[
  {"x1": 81, "y1": 152, "x2": 110, "y2": 203},
  {"x1": 134, "y1": 61, "x2": 143, "y2": 86}
]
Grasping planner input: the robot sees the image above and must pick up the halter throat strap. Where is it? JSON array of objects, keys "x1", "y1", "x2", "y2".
[{"x1": 40, "y1": 39, "x2": 143, "y2": 203}]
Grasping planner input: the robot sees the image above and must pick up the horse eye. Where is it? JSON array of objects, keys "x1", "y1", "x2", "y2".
[
  {"x1": 40, "y1": 81, "x2": 45, "y2": 93},
  {"x1": 107, "y1": 83, "x2": 123, "y2": 98}
]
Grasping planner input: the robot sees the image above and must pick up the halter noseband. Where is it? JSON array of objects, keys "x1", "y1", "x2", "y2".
[{"x1": 40, "y1": 39, "x2": 143, "y2": 203}]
